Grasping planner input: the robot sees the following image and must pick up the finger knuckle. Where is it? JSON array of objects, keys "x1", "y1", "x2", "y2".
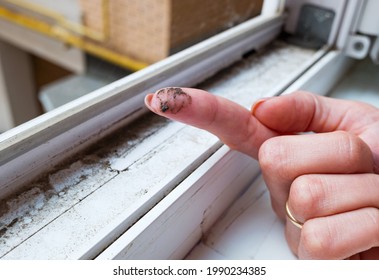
[
  {"x1": 259, "y1": 137, "x2": 292, "y2": 179},
  {"x1": 290, "y1": 175, "x2": 324, "y2": 220},
  {"x1": 337, "y1": 131, "x2": 373, "y2": 172},
  {"x1": 300, "y1": 221, "x2": 333, "y2": 259}
]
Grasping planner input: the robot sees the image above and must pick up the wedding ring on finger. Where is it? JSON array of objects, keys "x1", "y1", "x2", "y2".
[{"x1": 285, "y1": 201, "x2": 303, "y2": 229}]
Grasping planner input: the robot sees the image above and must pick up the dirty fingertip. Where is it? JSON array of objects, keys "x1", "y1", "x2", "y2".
[{"x1": 147, "y1": 87, "x2": 192, "y2": 115}]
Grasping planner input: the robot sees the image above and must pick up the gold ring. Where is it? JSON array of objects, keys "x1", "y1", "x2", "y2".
[{"x1": 285, "y1": 201, "x2": 303, "y2": 229}]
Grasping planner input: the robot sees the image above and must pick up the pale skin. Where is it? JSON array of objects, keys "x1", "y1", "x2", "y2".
[{"x1": 145, "y1": 88, "x2": 379, "y2": 259}]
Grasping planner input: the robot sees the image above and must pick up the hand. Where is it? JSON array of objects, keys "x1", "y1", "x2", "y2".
[
  {"x1": 253, "y1": 91, "x2": 379, "y2": 259},
  {"x1": 145, "y1": 88, "x2": 379, "y2": 259}
]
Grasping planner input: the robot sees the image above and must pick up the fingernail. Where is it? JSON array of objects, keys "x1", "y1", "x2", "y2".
[
  {"x1": 144, "y1": 93, "x2": 156, "y2": 112},
  {"x1": 251, "y1": 97, "x2": 273, "y2": 116}
]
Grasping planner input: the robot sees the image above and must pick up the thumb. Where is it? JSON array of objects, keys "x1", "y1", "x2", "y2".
[
  {"x1": 145, "y1": 87, "x2": 278, "y2": 159},
  {"x1": 252, "y1": 91, "x2": 379, "y2": 172},
  {"x1": 251, "y1": 91, "x2": 377, "y2": 134}
]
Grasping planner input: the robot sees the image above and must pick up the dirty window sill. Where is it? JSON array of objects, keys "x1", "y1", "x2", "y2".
[{"x1": 0, "y1": 40, "x2": 321, "y2": 259}]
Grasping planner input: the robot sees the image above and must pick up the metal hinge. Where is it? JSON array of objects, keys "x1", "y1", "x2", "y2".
[{"x1": 344, "y1": 0, "x2": 379, "y2": 64}]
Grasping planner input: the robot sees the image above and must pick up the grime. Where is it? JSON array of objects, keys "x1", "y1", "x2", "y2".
[{"x1": 156, "y1": 87, "x2": 192, "y2": 114}]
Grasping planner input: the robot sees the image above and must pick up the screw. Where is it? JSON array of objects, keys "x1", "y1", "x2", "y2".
[{"x1": 353, "y1": 41, "x2": 364, "y2": 52}]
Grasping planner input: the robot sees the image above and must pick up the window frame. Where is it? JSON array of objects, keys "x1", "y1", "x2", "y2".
[{"x1": 0, "y1": 0, "x2": 357, "y2": 260}]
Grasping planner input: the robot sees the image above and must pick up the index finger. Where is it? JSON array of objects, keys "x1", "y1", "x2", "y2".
[{"x1": 144, "y1": 87, "x2": 278, "y2": 159}]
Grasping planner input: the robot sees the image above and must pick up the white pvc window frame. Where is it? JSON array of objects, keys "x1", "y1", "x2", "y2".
[{"x1": 0, "y1": 0, "x2": 356, "y2": 260}]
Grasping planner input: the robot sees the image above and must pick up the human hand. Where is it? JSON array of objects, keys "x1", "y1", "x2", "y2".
[{"x1": 145, "y1": 88, "x2": 379, "y2": 259}]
